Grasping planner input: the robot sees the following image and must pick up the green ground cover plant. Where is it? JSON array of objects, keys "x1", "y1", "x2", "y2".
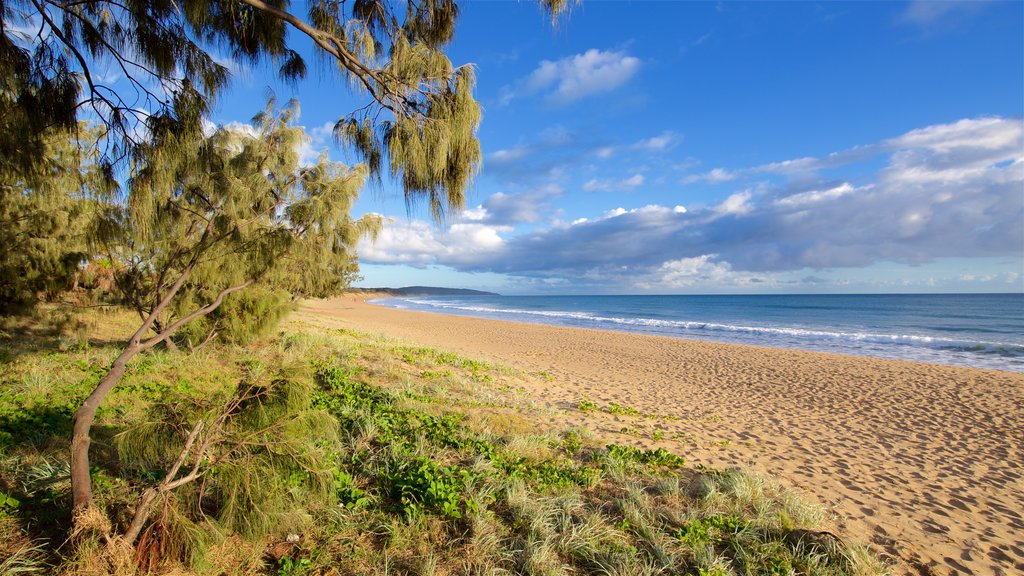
[{"x1": 0, "y1": 309, "x2": 888, "y2": 575}]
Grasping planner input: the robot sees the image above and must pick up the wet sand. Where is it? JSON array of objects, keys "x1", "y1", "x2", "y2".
[{"x1": 297, "y1": 296, "x2": 1024, "y2": 575}]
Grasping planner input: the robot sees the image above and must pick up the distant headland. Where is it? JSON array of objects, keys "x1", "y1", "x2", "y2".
[{"x1": 353, "y1": 286, "x2": 499, "y2": 296}]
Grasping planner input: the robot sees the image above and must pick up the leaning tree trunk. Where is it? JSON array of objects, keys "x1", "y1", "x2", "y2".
[
  {"x1": 70, "y1": 343, "x2": 142, "y2": 511},
  {"x1": 69, "y1": 274, "x2": 253, "y2": 514}
]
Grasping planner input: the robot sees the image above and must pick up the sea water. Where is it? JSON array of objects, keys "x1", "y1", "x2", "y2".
[{"x1": 372, "y1": 293, "x2": 1024, "y2": 373}]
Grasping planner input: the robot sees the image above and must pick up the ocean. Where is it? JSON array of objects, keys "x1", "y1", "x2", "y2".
[{"x1": 371, "y1": 293, "x2": 1024, "y2": 373}]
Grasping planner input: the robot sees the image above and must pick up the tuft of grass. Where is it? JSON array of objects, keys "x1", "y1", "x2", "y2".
[
  {"x1": 605, "y1": 403, "x2": 641, "y2": 416},
  {"x1": 607, "y1": 444, "x2": 687, "y2": 468}
]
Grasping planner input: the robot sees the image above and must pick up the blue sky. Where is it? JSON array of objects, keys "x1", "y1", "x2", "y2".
[{"x1": 211, "y1": 0, "x2": 1023, "y2": 294}]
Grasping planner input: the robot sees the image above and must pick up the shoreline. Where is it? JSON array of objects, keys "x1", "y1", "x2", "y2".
[
  {"x1": 363, "y1": 293, "x2": 1024, "y2": 374},
  {"x1": 297, "y1": 295, "x2": 1024, "y2": 575}
]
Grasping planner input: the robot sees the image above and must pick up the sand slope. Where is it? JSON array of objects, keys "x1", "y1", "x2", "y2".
[{"x1": 299, "y1": 297, "x2": 1024, "y2": 575}]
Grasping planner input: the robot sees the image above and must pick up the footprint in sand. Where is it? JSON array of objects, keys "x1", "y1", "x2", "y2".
[
  {"x1": 943, "y1": 557, "x2": 970, "y2": 572},
  {"x1": 921, "y1": 519, "x2": 949, "y2": 535},
  {"x1": 947, "y1": 498, "x2": 971, "y2": 512},
  {"x1": 987, "y1": 546, "x2": 1012, "y2": 564}
]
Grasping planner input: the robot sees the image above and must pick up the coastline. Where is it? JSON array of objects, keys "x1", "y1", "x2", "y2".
[
  {"x1": 367, "y1": 293, "x2": 1024, "y2": 373},
  {"x1": 297, "y1": 295, "x2": 1024, "y2": 575}
]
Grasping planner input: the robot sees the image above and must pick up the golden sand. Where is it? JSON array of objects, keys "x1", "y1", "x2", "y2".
[{"x1": 298, "y1": 295, "x2": 1024, "y2": 575}]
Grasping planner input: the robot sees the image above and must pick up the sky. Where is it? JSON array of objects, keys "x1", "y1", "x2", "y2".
[{"x1": 211, "y1": 0, "x2": 1024, "y2": 295}]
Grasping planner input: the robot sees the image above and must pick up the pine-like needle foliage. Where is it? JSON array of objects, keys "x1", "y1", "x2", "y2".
[
  {"x1": 103, "y1": 98, "x2": 380, "y2": 345},
  {"x1": 2, "y1": 0, "x2": 574, "y2": 215},
  {"x1": 113, "y1": 361, "x2": 340, "y2": 568},
  {"x1": 0, "y1": 125, "x2": 113, "y2": 313}
]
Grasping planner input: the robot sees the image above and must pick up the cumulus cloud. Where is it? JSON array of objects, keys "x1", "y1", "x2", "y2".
[
  {"x1": 459, "y1": 206, "x2": 489, "y2": 222},
  {"x1": 636, "y1": 255, "x2": 768, "y2": 290},
  {"x1": 500, "y1": 49, "x2": 641, "y2": 106},
  {"x1": 363, "y1": 117, "x2": 1023, "y2": 291},
  {"x1": 357, "y1": 219, "x2": 510, "y2": 268},
  {"x1": 715, "y1": 191, "x2": 754, "y2": 215}
]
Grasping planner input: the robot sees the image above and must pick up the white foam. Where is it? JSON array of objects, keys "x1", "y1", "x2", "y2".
[{"x1": 377, "y1": 297, "x2": 1024, "y2": 372}]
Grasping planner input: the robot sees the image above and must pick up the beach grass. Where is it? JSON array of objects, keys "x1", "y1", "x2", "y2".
[{"x1": 0, "y1": 307, "x2": 887, "y2": 575}]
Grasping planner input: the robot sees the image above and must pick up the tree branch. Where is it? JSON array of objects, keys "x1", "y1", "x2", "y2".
[
  {"x1": 236, "y1": 0, "x2": 409, "y2": 119},
  {"x1": 138, "y1": 279, "x2": 254, "y2": 351}
]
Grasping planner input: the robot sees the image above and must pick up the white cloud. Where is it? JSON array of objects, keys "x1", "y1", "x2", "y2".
[
  {"x1": 886, "y1": 117, "x2": 1021, "y2": 153},
  {"x1": 683, "y1": 167, "x2": 737, "y2": 184},
  {"x1": 447, "y1": 223, "x2": 507, "y2": 252},
  {"x1": 633, "y1": 131, "x2": 679, "y2": 151},
  {"x1": 590, "y1": 132, "x2": 677, "y2": 161},
  {"x1": 775, "y1": 182, "x2": 859, "y2": 208},
  {"x1": 685, "y1": 147, "x2": 877, "y2": 184},
  {"x1": 460, "y1": 206, "x2": 489, "y2": 222},
  {"x1": 587, "y1": 204, "x2": 683, "y2": 223},
  {"x1": 583, "y1": 174, "x2": 645, "y2": 192},
  {"x1": 623, "y1": 174, "x2": 645, "y2": 187},
  {"x1": 362, "y1": 117, "x2": 1023, "y2": 291},
  {"x1": 294, "y1": 121, "x2": 336, "y2": 166},
  {"x1": 211, "y1": 53, "x2": 249, "y2": 78},
  {"x1": 715, "y1": 191, "x2": 753, "y2": 215},
  {"x1": 357, "y1": 219, "x2": 510, "y2": 267},
  {"x1": 757, "y1": 156, "x2": 823, "y2": 174},
  {"x1": 488, "y1": 145, "x2": 532, "y2": 164},
  {"x1": 880, "y1": 118, "x2": 1023, "y2": 186},
  {"x1": 647, "y1": 255, "x2": 734, "y2": 287},
  {"x1": 220, "y1": 121, "x2": 256, "y2": 136},
  {"x1": 502, "y1": 49, "x2": 641, "y2": 106},
  {"x1": 357, "y1": 220, "x2": 447, "y2": 267}
]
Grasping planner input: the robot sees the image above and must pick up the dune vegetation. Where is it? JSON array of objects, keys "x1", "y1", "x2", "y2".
[{"x1": 0, "y1": 306, "x2": 887, "y2": 575}]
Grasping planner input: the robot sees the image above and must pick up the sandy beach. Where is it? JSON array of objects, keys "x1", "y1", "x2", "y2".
[{"x1": 298, "y1": 296, "x2": 1024, "y2": 575}]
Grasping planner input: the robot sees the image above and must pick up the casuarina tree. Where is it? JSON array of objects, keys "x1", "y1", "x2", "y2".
[{"x1": 70, "y1": 100, "x2": 382, "y2": 515}]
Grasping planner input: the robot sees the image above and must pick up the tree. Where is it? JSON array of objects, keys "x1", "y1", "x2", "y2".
[
  {"x1": 0, "y1": 125, "x2": 112, "y2": 313},
  {"x1": 71, "y1": 99, "x2": 382, "y2": 514},
  {"x1": 2, "y1": 0, "x2": 569, "y2": 216}
]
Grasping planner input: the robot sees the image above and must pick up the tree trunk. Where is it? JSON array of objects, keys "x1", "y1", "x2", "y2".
[
  {"x1": 70, "y1": 343, "x2": 141, "y2": 511},
  {"x1": 70, "y1": 275, "x2": 251, "y2": 514}
]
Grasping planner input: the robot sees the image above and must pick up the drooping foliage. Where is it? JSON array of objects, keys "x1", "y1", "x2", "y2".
[
  {"x1": 0, "y1": 125, "x2": 112, "y2": 313},
  {"x1": 2, "y1": 0, "x2": 573, "y2": 216},
  {"x1": 113, "y1": 361, "x2": 340, "y2": 557},
  {"x1": 104, "y1": 98, "x2": 382, "y2": 345}
]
